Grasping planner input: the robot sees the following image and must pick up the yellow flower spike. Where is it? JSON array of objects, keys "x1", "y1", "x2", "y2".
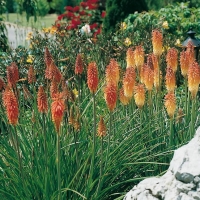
[
  {"x1": 152, "y1": 29, "x2": 163, "y2": 57},
  {"x1": 188, "y1": 61, "x2": 200, "y2": 99},
  {"x1": 126, "y1": 48, "x2": 135, "y2": 68},
  {"x1": 134, "y1": 45, "x2": 145, "y2": 70},
  {"x1": 165, "y1": 67, "x2": 176, "y2": 92},
  {"x1": 166, "y1": 47, "x2": 178, "y2": 72},
  {"x1": 134, "y1": 84, "x2": 145, "y2": 109},
  {"x1": 164, "y1": 92, "x2": 176, "y2": 118}
]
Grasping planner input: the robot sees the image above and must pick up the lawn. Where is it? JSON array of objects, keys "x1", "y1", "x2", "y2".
[{"x1": 3, "y1": 13, "x2": 57, "y2": 29}]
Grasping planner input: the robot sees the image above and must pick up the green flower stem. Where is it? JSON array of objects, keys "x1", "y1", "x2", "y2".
[
  {"x1": 57, "y1": 129, "x2": 61, "y2": 200},
  {"x1": 108, "y1": 111, "x2": 112, "y2": 156},
  {"x1": 86, "y1": 92, "x2": 97, "y2": 197},
  {"x1": 190, "y1": 97, "x2": 196, "y2": 139},
  {"x1": 78, "y1": 75, "x2": 81, "y2": 107},
  {"x1": 169, "y1": 118, "x2": 174, "y2": 148},
  {"x1": 42, "y1": 113, "x2": 48, "y2": 199},
  {"x1": 97, "y1": 136, "x2": 104, "y2": 196},
  {"x1": 14, "y1": 126, "x2": 23, "y2": 178},
  {"x1": 93, "y1": 93, "x2": 96, "y2": 152},
  {"x1": 73, "y1": 131, "x2": 79, "y2": 169}
]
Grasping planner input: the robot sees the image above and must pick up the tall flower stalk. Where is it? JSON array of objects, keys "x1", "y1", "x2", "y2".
[
  {"x1": 104, "y1": 83, "x2": 117, "y2": 152},
  {"x1": 188, "y1": 61, "x2": 200, "y2": 138},
  {"x1": 164, "y1": 92, "x2": 176, "y2": 147},
  {"x1": 75, "y1": 53, "x2": 84, "y2": 105},
  {"x1": 87, "y1": 61, "x2": 98, "y2": 192},
  {"x1": 51, "y1": 93, "x2": 65, "y2": 200},
  {"x1": 96, "y1": 116, "x2": 106, "y2": 195},
  {"x1": 37, "y1": 86, "x2": 48, "y2": 197},
  {"x1": 2, "y1": 87, "x2": 22, "y2": 176}
]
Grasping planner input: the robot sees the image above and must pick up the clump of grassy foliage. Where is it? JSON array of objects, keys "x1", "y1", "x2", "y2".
[{"x1": 0, "y1": 23, "x2": 199, "y2": 200}]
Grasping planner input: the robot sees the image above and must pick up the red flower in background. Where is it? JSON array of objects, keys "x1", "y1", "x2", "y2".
[
  {"x1": 101, "y1": 11, "x2": 106, "y2": 18},
  {"x1": 90, "y1": 23, "x2": 98, "y2": 30},
  {"x1": 57, "y1": 14, "x2": 64, "y2": 21},
  {"x1": 66, "y1": 6, "x2": 74, "y2": 11},
  {"x1": 73, "y1": 6, "x2": 80, "y2": 12},
  {"x1": 65, "y1": 11, "x2": 75, "y2": 19},
  {"x1": 88, "y1": 0, "x2": 99, "y2": 3},
  {"x1": 57, "y1": 0, "x2": 104, "y2": 37},
  {"x1": 94, "y1": 28, "x2": 101, "y2": 37},
  {"x1": 80, "y1": 2, "x2": 87, "y2": 7},
  {"x1": 71, "y1": 19, "x2": 81, "y2": 28},
  {"x1": 79, "y1": 10, "x2": 86, "y2": 15},
  {"x1": 88, "y1": 4, "x2": 98, "y2": 10}
]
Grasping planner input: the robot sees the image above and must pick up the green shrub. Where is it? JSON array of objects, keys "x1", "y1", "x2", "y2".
[
  {"x1": 123, "y1": 2, "x2": 200, "y2": 45},
  {"x1": 103, "y1": 0, "x2": 148, "y2": 34},
  {"x1": 37, "y1": 0, "x2": 50, "y2": 17}
]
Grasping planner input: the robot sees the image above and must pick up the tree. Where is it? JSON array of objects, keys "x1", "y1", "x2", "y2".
[{"x1": 103, "y1": 0, "x2": 148, "y2": 33}]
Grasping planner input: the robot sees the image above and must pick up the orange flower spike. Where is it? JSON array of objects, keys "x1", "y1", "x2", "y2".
[
  {"x1": 151, "y1": 54, "x2": 159, "y2": 71},
  {"x1": 44, "y1": 47, "x2": 54, "y2": 79},
  {"x1": 166, "y1": 48, "x2": 178, "y2": 72},
  {"x1": 2, "y1": 87, "x2": 19, "y2": 125},
  {"x1": 126, "y1": 48, "x2": 135, "y2": 68},
  {"x1": 97, "y1": 116, "x2": 106, "y2": 137},
  {"x1": 44, "y1": 47, "x2": 54, "y2": 69},
  {"x1": 186, "y1": 41, "x2": 195, "y2": 64},
  {"x1": 164, "y1": 92, "x2": 176, "y2": 118},
  {"x1": 50, "y1": 79, "x2": 58, "y2": 98},
  {"x1": 134, "y1": 84, "x2": 145, "y2": 109},
  {"x1": 0, "y1": 77, "x2": 5, "y2": 91},
  {"x1": 28, "y1": 65, "x2": 36, "y2": 84},
  {"x1": 75, "y1": 54, "x2": 84, "y2": 75},
  {"x1": 37, "y1": 86, "x2": 48, "y2": 113},
  {"x1": 104, "y1": 83, "x2": 117, "y2": 112},
  {"x1": 188, "y1": 61, "x2": 200, "y2": 99},
  {"x1": 144, "y1": 65, "x2": 154, "y2": 91},
  {"x1": 119, "y1": 87, "x2": 130, "y2": 105},
  {"x1": 51, "y1": 94, "x2": 65, "y2": 132},
  {"x1": 154, "y1": 69, "x2": 161, "y2": 90},
  {"x1": 165, "y1": 67, "x2": 176, "y2": 92},
  {"x1": 23, "y1": 85, "x2": 32, "y2": 100},
  {"x1": 152, "y1": 29, "x2": 163, "y2": 57},
  {"x1": 140, "y1": 64, "x2": 145, "y2": 84},
  {"x1": 123, "y1": 67, "x2": 136, "y2": 98},
  {"x1": 147, "y1": 54, "x2": 154, "y2": 70},
  {"x1": 87, "y1": 62, "x2": 99, "y2": 93},
  {"x1": 106, "y1": 59, "x2": 120, "y2": 85},
  {"x1": 44, "y1": 47, "x2": 63, "y2": 82},
  {"x1": 7, "y1": 62, "x2": 19, "y2": 87},
  {"x1": 54, "y1": 66, "x2": 63, "y2": 83},
  {"x1": 180, "y1": 51, "x2": 190, "y2": 78},
  {"x1": 134, "y1": 45, "x2": 144, "y2": 70}
]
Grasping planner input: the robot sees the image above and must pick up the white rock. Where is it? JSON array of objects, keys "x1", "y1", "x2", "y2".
[{"x1": 124, "y1": 127, "x2": 200, "y2": 200}]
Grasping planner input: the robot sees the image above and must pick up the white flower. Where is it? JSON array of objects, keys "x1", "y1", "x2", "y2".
[{"x1": 80, "y1": 24, "x2": 91, "y2": 35}]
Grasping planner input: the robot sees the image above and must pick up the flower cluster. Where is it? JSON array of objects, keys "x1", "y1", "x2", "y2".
[{"x1": 56, "y1": 0, "x2": 106, "y2": 37}]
